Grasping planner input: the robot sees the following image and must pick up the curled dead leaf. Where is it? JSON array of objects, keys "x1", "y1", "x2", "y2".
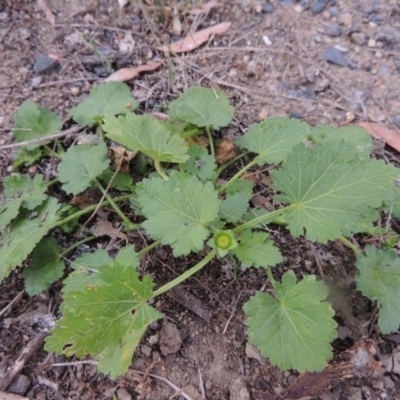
[
  {"x1": 104, "y1": 61, "x2": 162, "y2": 82},
  {"x1": 215, "y1": 140, "x2": 237, "y2": 164},
  {"x1": 37, "y1": 0, "x2": 55, "y2": 25},
  {"x1": 188, "y1": 0, "x2": 218, "y2": 15},
  {"x1": 358, "y1": 122, "x2": 400, "y2": 153},
  {"x1": 157, "y1": 22, "x2": 231, "y2": 53},
  {"x1": 109, "y1": 146, "x2": 136, "y2": 172},
  {"x1": 91, "y1": 218, "x2": 127, "y2": 241}
]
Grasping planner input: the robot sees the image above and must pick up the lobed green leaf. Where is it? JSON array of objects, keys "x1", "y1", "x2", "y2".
[
  {"x1": 235, "y1": 117, "x2": 311, "y2": 165},
  {"x1": 58, "y1": 143, "x2": 110, "y2": 195},
  {"x1": 185, "y1": 145, "x2": 217, "y2": 181},
  {"x1": 219, "y1": 193, "x2": 249, "y2": 223},
  {"x1": 355, "y1": 245, "x2": 400, "y2": 334},
  {"x1": 103, "y1": 114, "x2": 189, "y2": 164},
  {"x1": 244, "y1": 270, "x2": 337, "y2": 372},
  {"x1": 24, "y1": 237, "x2": 65, "y2": 296},
  {"x1": 70, "y1": 82, "x2": 139, "y2": 126},
  {"x1": 232, "y1": 230, "x2": 283, "y2": 268},
  {"x1": 168, "y1": 86, "x2": 234, "y2": 129},
  {"x1": 0, "y1": 198, "x2": 61, "y2": 282},
  {"x1": 271, "y1": 141, "x2": 399, "y2": 243},
  {"x1": 13, "y1": 100, "x2": 62, "y2": 149},
  {"x1": 137, "y1": 172, "x2": 220, "y2": 256},
  {"x1": 45, "y1": 261, "x2": 162, "y2": 378}
]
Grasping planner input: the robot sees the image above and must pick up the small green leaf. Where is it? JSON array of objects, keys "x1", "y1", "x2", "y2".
[
  {"x1": 99, "y1": 169, "x2": 134, "y2": 191},
  {"x1": 385, "y1": 185, "x2": 400, "y2": 218},
  {"x1": 235, "y1": 117, "x2": 311, "y2": 165},
  {"x1": 58, "y1": 143, "x2": 110, "y2": 195},
  {"x1": 13, "y1": 147, "x2": 43, "y2": 168},
  {"x1": 137, "y1": 172, "x2": 220, "y2": 256},
  {"x1": 232, "y1": 230, "x2": 283, "y2": 268},
  {"x1": 13, "y1": 100, "x2": 62, "y2": 149},
  {"x1": 244, "y1": 270, "x2": 337, "y2": 372},
  {"x1": 115, "y1": 245, "x2": 139, "y2": 267},
  {"x1": 103, "y1": 114, "x2": 189, "y2": 164},
  {"x1": 0, "y1": 198, "x2": 61, "y2": 282},
  {"x1": 225, "y1": 179, "x2": 253, "y2": 198},
  {"x1": 168, "y1": 86, "x2": 234, "y2": 129},
  {"x1": 0, "y1": 173, "x2": 48, "y2": 231},
  {"x1": 45, "y1": 262, "x2": 162, "y2": 378},
  {"x1": 24, "y1": 237, "x2": 65, "y2": 296},
  {"x1": 311, "y1": 125, "x2": 373, "y2": 160},
  {"x1": 220, "y1": 193, "x2": 249, "y2": 223},
  {"x1": 70, "y1": 82, "x2": 139, "y2": 126},
  {"x1": 62, "y1": 249, "x2": 112, "y2": 295},
  {"x1": 271, "y1": 141, "x2": 399, "y2": 243},
  {"x1": 355, "y1": 245, "x2": 400, "y2": 334},
  {"x1": 185, "y1": 145, "x2": 217, "y2": 181}
]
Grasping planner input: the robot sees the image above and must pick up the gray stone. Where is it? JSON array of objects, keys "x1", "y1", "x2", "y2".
[
  {"x1": 33, "y1": 53, "x2": 59, "y2": 74},
  {"x1": 117, "y1": 388, "x2": 132, "y2": 400},
  {"x1": 383, "y1": 376, "x2": 395, "y2": 389},
  {"x1": 351, "y1": 32, "x2": 366, "y2": 45},
  {"x1": 262, "y1": 3, "x2": 275, "y2": 13},
  {"x1": 376, "y1": 28, "x2": 400, "y2": 44},
  {"x1": 141, "y1": 345, "x2": 152, "y2": 358},
  {"x1": 393, "y1": 115, "x2": 400, "y2": 129},
  {"x1": 311, "y1": 0, "x2": 329, "y2": 14},
  {"x1": 301, "y1": 87, "x2": 316, "y2": 99},
  {"x1": 31, "y1": 76, "x2": 43, "y2": 87},
  {"x1": 322, "y1": 47, "x2": 348, "y2": 67},
  {"x1": 300, "y1": 0, "x2": 310, "y2": 9},
  {"x1": 8, "y1": 374, "x2": 30, "y2": 395},
  {"x1": 322, "y1": 23, "x2": 342, "y2": 37}
]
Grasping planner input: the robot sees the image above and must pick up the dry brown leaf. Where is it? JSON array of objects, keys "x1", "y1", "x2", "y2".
[
  {"x1": 215, "y1": 140, "x2": 237, "y2": 164},
  {"x1": 109, "y1": 146, "x2": 136, "y2": 172},
  {"x1": 91, "y1": 218, "x2": 127, "y2": 241},
  {"x1": 70, "y1": 195, "x2": 96, "y2": 210},
  {"x1": 0, "y1": 391, "x2": 29, "y2": 400},
  {"x1": 188, "y1": 0, "x2": 218, "y2": 15},
  {"x1": 104, "y1": 61, "x2": 162, "y2": 82},
  {"x1": 37, "y1": 0, "x2": 55, "y2": 25},
  {"x1": 358, "y1": 122, "x2": 400, "y2": 153},
  {"x1": 157, "y1": 22, "x2": 231, "y2": 53},
  {"x1": 186, "y1": 136, "x2": 209, "y2": 148}
]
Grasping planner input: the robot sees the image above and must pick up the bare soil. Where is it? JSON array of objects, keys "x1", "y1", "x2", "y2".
[{"x1": 1, "y1": 1, "x2": 400, "y2": 399}]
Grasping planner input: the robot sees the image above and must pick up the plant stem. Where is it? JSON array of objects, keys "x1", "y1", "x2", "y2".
[
  {"x1": 55, "y1": 194, "x2": 132, "y2": 227},
  {"x1": 60, "y1": 236, "x2": 97, "y2": 257},
  {"x1": 152, "y1": 249, "x2": 217, "y2": 298},
  {"x1": 218, "y1": 159, "x2": 257, "y2": 193},
  {"x1": 233, "y1": 205, "x2": 295, "y2": 233},
  {"x1": 206, "y1": 126, "x2": 215, "y2": 158},
  {"x1": 265, "y1": 266, "x2": 277, "y2": 292},
  {"x1": 212, "y1": 151, "x2": 250, "y2": 184},
  {"x1": 154, "y1": 160, "x2": 169, "y2": 180},
  {"x1": 339, "y1": 236, "x2": 362, "y2": 256},
  {"x1": 136, "y1": 240, "x2": 161, "y2": 258},
  {"x1": 47, "y1": 178, "x2": 59, "y2": 187},
  {"x1": 93, "y1": 178, "x2": 133, "y2": 226}
]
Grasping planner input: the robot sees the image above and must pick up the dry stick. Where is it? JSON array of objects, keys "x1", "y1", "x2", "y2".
[
  {"x1": 0, "y1": 19, "x2": 14, "y2": 44},
  {"x1": 36, "y1": 77, "x2": 100, "y2": 88},
  {"x1": 0, "y1": 333, "x2": 47, "y2": 390},
  {"x1": 54, "y1": 23, "x2": 145, "y2": 38},
  {"x1": 0, "y1": 125, "x2": 84, "y2": 150},
  {"x1": 222, "y1": 294, "x2": 242, "y2": 335},
  {"x1": 0, "y1": 290, "x2": 24, "y2": 318},
  {"x1": 50, "y1": 361, "x2": 195, "y2": 400}
]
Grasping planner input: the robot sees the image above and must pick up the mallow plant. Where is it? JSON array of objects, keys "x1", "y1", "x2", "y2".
[{"x1": 1, "y1": 82, "x2": 400, "y2": 378}]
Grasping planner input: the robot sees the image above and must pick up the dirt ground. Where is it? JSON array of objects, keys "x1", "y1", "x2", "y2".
[{"x1": 1, "y1": 0, "x2": 400, "y2": 399}]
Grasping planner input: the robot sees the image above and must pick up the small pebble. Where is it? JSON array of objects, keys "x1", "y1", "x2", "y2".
[
  {"x1": 294, "y1": 4, "x2": 303, "y2": 13},
  {"x1": 383, "y1": 376, "x2": 395, "y2": 389},
  {"x1": 7, "y1": 375, "x2": 30, "y2": 395},
  {"x1": 141, "y1": 345, "x2": 152, "y2": 358},
  {"x1": 262, "y1": 3, "x2": 275, "y2": 13},
  {"x1": 33, "y1": 53, "x2": 59, "y2": 74},
  {"x1": 262, "y1": 34, "x2": 272, "y2": 46},
  {"x1": 393, "y1": 115, "x2": 400, "y2": 129},
  {"x1": 376, "y1": 28, "x2": 400, "y2": 44},
  {"x1": 71, "y1": 87, "x2": 80, "y2": 96},
  {"x1": 329, "y1": 7, "x2": 339, "y2": 18},
  {"x1": 351, "y1": 32, "x2": 366, "y2": 45},
  {"x1": 300, "y1": 0, "x2": 310, "y2": 9},
  {"x1": 368, "y1": 38, "x2": 376, "y2": 47},
  {"x1": 311, "y1": 0, "x2": 329, "y2": 14},
  {"x1": 322, "y1": 47, "x2": 349, "y2": 67},
  {"x1": 116, "y1": 388, "x2": 132, "y2": 400},
  {"x1": 288, "y1": 111, "x2": 303, "y2": 119},
  {"x1": 301, "y1": 87, "x2": 316, "y2": 99},
  {"x1": 31, "y1": 76, "x2": 42, "y2": 87},
  {"x1": 338, "y1": 13, "x2": 352, "y2": 26},
  {"x1": 322, "y1": 23, "x2": 342, "y2": 37}
]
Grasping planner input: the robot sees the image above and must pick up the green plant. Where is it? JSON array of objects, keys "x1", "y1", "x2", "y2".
[{"x1": 2, "y1": 82, "x2": 400, "y2": 377}]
